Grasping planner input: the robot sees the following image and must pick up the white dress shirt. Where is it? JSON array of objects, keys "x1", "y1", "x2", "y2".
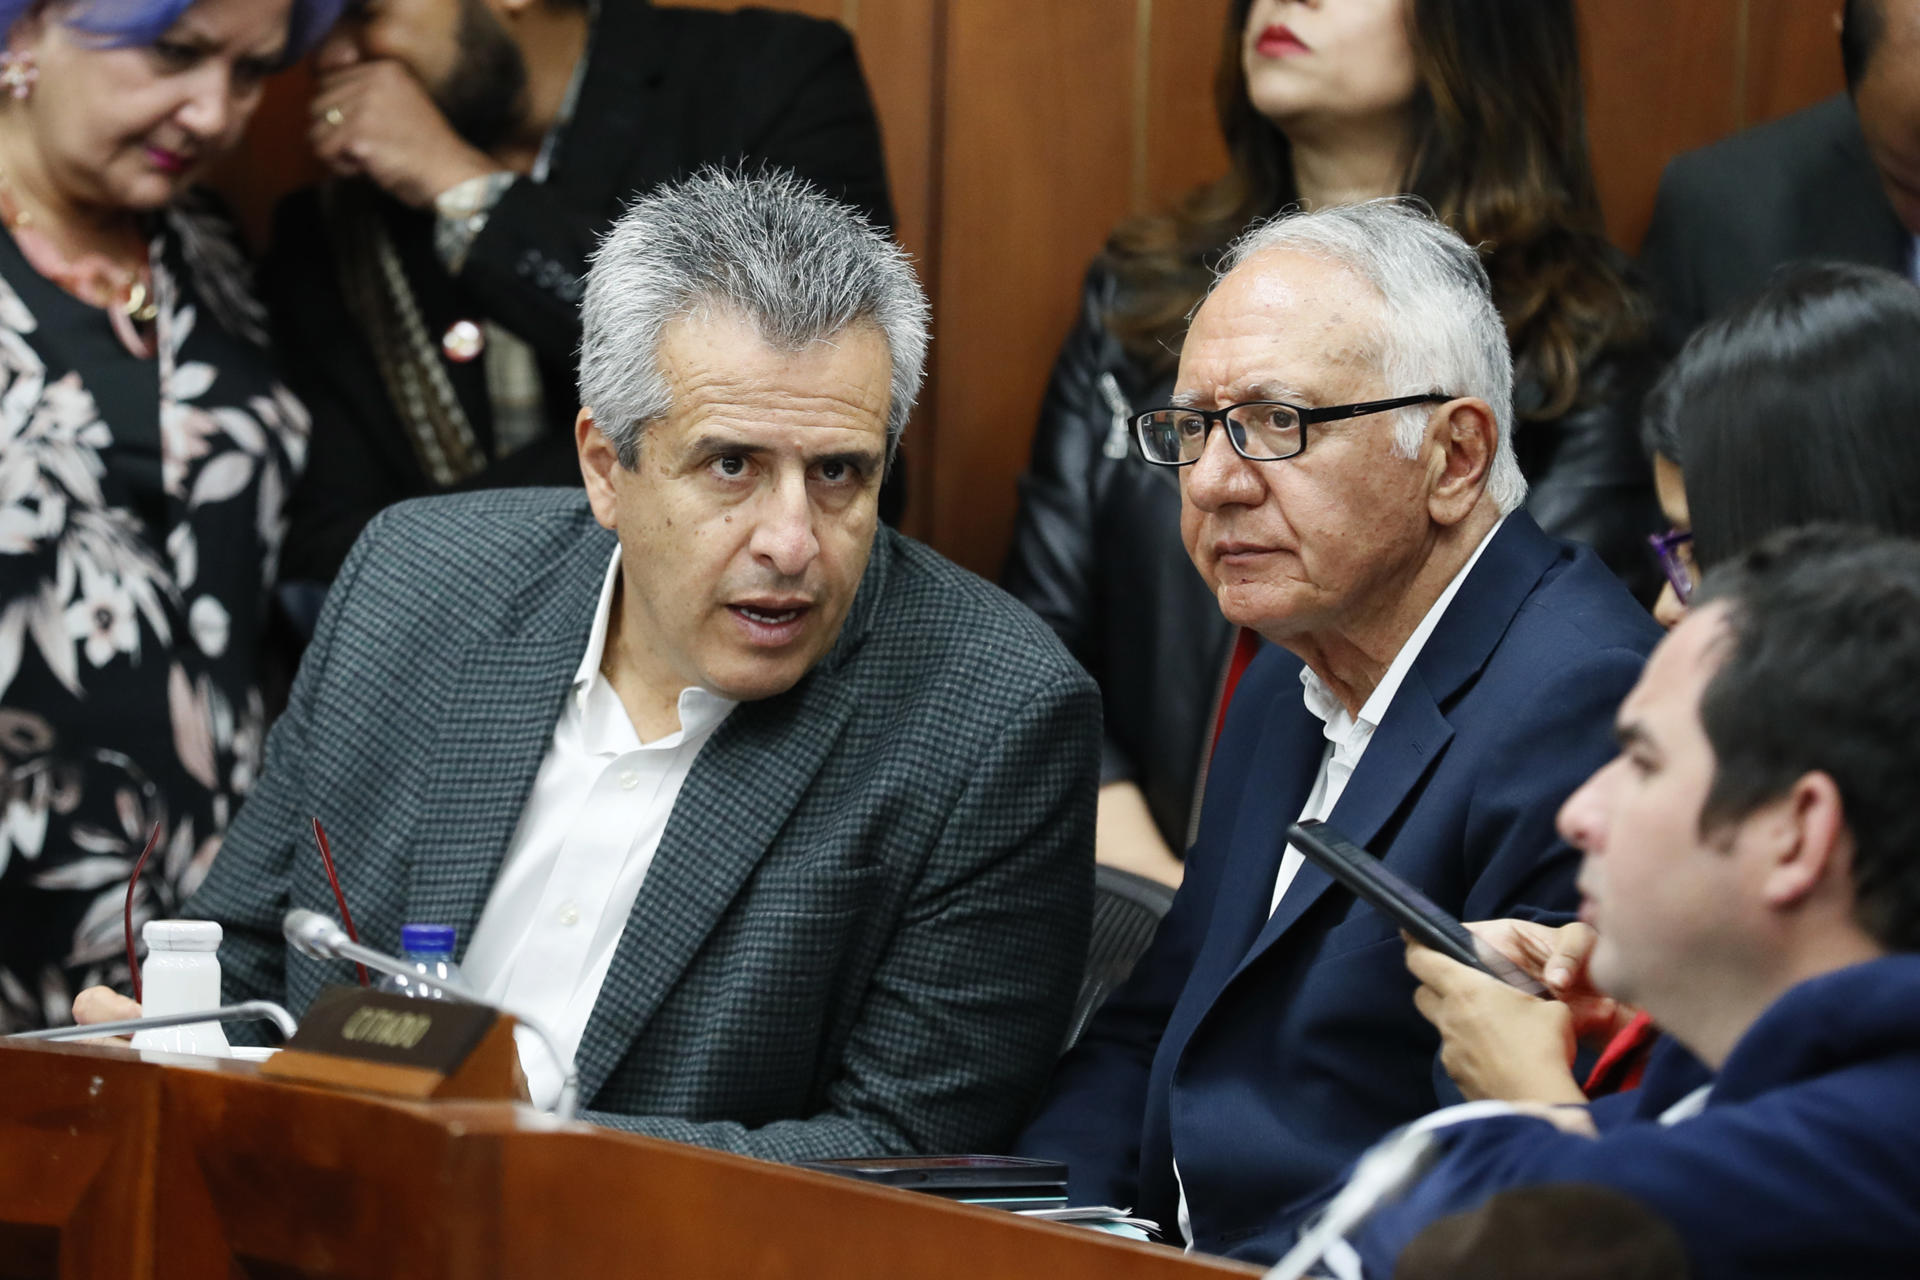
[
  {"x1": 1268, "y1": 517, "x2": 1506, "y2": 913},
  {"x1": 1176, "y1": 517, "x2": 1503, "y2": 1246},
  {"x1": 461, "y1": 549, "x2": 735, "y2": 1108}
]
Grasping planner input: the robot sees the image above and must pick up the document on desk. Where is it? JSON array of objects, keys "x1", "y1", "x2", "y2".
[{"x1": 1015, "y1": 1205, "x2": 1162, "y2": 1242}]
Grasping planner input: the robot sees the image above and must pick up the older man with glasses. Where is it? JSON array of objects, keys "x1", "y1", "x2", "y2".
[{"x1": 1014, "y1": 199, "x2": 1661, "y2": 1265}]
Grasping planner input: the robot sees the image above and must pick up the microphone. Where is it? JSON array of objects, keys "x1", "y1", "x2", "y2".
[
  {"x1": 281, "y1": 909, "x2": 580, "y2": 1121},
  {"x1": 284, "y1": 908, "x2": 350, "y2": 959},
  {"x1": 9, "y1": 1000, "x2": 300, "y2": 1044}
]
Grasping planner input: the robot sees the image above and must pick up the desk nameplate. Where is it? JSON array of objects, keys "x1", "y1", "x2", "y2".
[{"x1": 260, "y1": 986, "x2": 524, "y2": 1103}]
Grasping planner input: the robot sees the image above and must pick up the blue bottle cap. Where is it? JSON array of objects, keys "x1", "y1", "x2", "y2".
[{"x1": 399, "y1": 923, "x2": 457, "y2": 954}]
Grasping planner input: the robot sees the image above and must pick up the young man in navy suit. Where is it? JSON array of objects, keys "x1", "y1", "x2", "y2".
[
  {"x1": 1350, "y1": 530, "x2": 1920, "y2": 1277},
  {"x1": 1014, "y1": 200, "x2": 1660, "y2": 1260}
]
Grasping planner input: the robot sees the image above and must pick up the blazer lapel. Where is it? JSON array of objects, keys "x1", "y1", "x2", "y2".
[
  {"x1": 1240, "y1": 671, "x2": 1454, "y2": 965},
  {"x1": 570, "y1": 527, "x2": 895, "y2": 1103},
  {"x1": 1226, "y1": 515, "x2": 1561, "y2": 974},
  {"x1": 1213, "y1": 690, "x2": 1323, "y2": 958},
  {"x1": 403, "y1": 529, "x2": 611, "y2": 949},
  {"x1": 1173, "y1": 661, "x2": 1322, "y2": 1016}
]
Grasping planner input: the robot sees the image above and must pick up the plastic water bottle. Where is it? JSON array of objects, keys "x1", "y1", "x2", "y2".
[
  {"x1": 130, "y1": 919, "x2": 231, "y2": 1056},
  {"x1": 376, "y1": 924, "x2": 467, "y2": 1001}
]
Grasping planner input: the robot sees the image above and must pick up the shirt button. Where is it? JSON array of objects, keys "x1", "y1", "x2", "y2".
[
  {"x1": 557, "y1": 903, "x2": 580, "y2": 927},
  {"x1": 618, "y1": 770, "x2": 640, "y2": 790}
]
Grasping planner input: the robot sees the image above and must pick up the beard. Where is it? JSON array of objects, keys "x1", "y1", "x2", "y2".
[{"x1": 433, "y1": 0, "x2": 532, "y2": 153}]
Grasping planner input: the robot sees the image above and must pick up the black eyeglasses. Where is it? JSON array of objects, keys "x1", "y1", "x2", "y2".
[
  {"x1": 1132, "y1": 394, "x2": 1454, "y2": 466},
  {"x1": 1647, "y1": 528, "x2": 1696, "y2": 605}
]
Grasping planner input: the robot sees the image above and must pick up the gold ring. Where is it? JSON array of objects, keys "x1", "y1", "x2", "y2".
[{"x1": 323, "y1": 106, "x2": 345, "y2": 128}]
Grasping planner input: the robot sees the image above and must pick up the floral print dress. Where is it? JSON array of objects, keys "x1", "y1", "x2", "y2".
[{"x1": 0, "y1": 194, "x2": 307, "y2": 1029}]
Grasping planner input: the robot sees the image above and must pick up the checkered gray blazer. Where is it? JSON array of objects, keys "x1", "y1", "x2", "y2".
[{"x1": 187, "y1": 488, "x2": 1100, "y2": 1160}]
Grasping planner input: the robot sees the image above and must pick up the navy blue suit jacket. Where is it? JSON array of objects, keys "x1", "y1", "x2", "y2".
[
  {"x1": 1351, "y1": 958, "x2": 1920, "y2": 1277},
  {"x1": 1015, "y1": 513, "x2": 1660, "y2": 1260}
]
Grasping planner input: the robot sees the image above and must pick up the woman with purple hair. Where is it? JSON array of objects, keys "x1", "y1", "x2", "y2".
[{"x1": 0, "y1": 0, "x2": 341, "y2": 1028}]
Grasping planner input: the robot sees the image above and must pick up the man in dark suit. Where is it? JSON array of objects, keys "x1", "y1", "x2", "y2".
[
  {"x1": 77, "y1": 171, "x2": 1099, "y2": 1160},
  {"x1": 265, "y1": 0, "x2": 896, "y2": 583},
  {"x1": 1640, "y1": 0, "x2": 1919, "y2": 350},
  {"x1": 1013, "y1": 200, "x2": 1660, "y2": 1260}
]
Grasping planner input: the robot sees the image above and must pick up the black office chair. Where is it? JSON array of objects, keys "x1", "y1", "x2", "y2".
[{"x1": 1063, "y1": 864, "x2": 1177, "y2": 1050}]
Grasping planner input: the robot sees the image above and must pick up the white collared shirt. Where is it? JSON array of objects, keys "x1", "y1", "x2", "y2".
[
  {"x1": 1268, "y1": 517, "x2": 1505, "y2": 913},
  {"x1": 461, "y1": 549, "x2": 735, "y2": 1108},
  {"x1": 1175, "y1": 518, "x2": 1504, "y2": 1247}
]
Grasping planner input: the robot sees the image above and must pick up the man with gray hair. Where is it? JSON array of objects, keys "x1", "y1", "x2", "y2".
[
  {"x1": 75, "y1": 170, "x2": 1100, "y2": 1160},
  {"x1": 1015, "y1": 199, "x2": 1659, "y2": 1261}
]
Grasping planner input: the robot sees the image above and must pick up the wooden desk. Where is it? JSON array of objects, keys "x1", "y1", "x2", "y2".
[{"x1": 0, "y1": 1039, "x2": 1260, "y2": 1280}]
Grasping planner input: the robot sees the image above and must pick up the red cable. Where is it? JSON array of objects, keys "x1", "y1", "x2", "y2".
[
  {"x1": 311, "y1": 818, "x2": 369, "y2": 987},
  {"x1": 122, "y1": 822, "x2": 163, "y2": 1003}
]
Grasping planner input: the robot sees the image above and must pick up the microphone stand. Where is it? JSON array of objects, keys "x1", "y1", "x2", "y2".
[
  {"x1": 9, "y1": 1000, "x2": 300, "y2": 1043},
  {"x1": 1263, "y1": 1126, "x2": 1440, "y2": 1280},
  {"x1": 285, "y1": 910, "x2": 581, "y2": 1121}
]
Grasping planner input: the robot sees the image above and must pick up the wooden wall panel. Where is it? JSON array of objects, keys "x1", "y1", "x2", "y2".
[
  {"x1": 1744, "y1": 0, "x2": 1847, "y2": 126},
  {"x1": 849, "y1": 0, "x2": 943, "y2": 268},
  {"x1": 843, "y1": 1, "x2": 946, "y2": 536},
  {"x1": 1143, "y1": 0, "x2": 1234, "y2": 212},
  {"x1": 928, "y1": 0, "x2": 1139, "y2": 571},
  {"x1": 1576, "y1": 0, "x2": 1743, "y2": 252}
]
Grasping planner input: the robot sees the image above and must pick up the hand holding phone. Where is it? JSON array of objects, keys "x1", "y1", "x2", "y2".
[
  {"x1": 1286, "y1": 820, "x2": 1548, "y2": 997},
  {"x1": 1464, "y1": 917, "x2": 1636, "y2": 1045}
]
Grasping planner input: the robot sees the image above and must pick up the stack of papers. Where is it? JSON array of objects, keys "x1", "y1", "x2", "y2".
[{"x1": 1016, "y1": 1205, "x2": 1163, "y2": 1242}]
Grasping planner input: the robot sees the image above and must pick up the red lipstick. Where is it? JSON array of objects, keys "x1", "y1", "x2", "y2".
[{"x1": 1254, "y1": 24, "x2": 1310, "y2": 58}]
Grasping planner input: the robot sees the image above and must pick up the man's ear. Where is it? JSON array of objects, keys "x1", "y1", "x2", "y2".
[
  {"x1": 576, "y1": 407, "x2": 621, "y2": 532},
  {"x1": 1425, "y1": 397, "x2": 1497, "y2": 527},
  {"x1": 1758, "y1": 771, "x2": 1852, "y2": 911}
]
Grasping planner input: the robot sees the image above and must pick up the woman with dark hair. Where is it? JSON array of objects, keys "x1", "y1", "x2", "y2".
[
  {"x1": 1412, "y1": 260, "x2": 1920, "y2": 1112},
  {"x1": 1002, "y1": 0, "x2": 1659, "y2": 886},
  {"x1": 1642, "y1": 259, "x2": 1920, "y2": 628},
  {"x1": 0, "y1": 0, "x2": 341, "y2": 1028},
  {"x1": 1638, "y1": 366, "x2": 1691, "y2": 630}
]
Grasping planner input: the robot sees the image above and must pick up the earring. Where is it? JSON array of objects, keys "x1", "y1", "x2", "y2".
[{"x1": 0, "y1": 51, "x2": 37, "y2": 102}]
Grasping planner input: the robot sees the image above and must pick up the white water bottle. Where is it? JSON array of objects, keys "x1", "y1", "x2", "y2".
[{"x1": 129, "y1": 919, "x2": 231, "y2": 1057}]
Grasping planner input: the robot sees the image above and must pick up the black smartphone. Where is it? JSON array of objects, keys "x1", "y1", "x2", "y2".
[{"x1": 1287, "y1": 819, "x2": 1548, "y2": 997}]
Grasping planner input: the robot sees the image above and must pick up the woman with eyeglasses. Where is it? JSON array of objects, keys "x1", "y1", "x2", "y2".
[
  {"x1": 1641, "y1": 259, "x2": 1920, "y2": 630},
  {"x1": 1001, "y1": 0, "x2": 1659, "y2": 888},
  {"x1": 1408, "y1": 258, "x2": 1920, "y2": 1112},
  {"x1": 0, "y1": 0, "x2": 341, "y2": 1030}
]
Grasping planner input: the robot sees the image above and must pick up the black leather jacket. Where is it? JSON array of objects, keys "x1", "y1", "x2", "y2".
[{"x1": 1002, "y1": 264, "x2": 1662, "y2": 854}]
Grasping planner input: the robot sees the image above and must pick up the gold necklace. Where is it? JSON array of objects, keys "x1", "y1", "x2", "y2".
[{"x1": 0, "y1": 166, "x2": 157, "y2": 352}]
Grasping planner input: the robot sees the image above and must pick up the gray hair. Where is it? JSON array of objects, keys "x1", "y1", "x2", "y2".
[
  {"x1": 578, "y1": 167, "x2": 931, "y2": 467},
  {"x1": 1220, "y1": 198, "x2": 1528, "y2": 515}
]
